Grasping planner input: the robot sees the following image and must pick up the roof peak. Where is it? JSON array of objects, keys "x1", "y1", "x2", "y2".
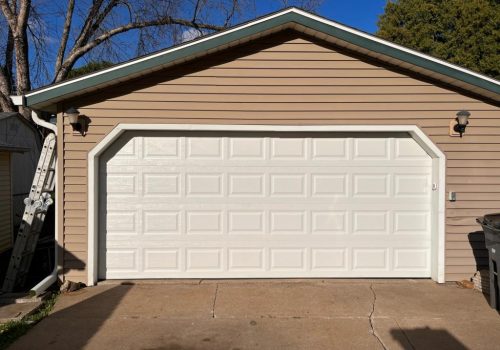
[{"x1": 13, "y1": 7, "x2": 499, "y2": 109}]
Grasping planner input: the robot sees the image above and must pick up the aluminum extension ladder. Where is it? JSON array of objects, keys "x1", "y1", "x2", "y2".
[{"x1": 2, "y1": 133, "x2": 56, "y2": 292}]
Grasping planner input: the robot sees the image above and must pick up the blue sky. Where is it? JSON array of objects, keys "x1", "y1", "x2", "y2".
[
  {"x1": 28, "y1": 0, "x2": 388, "y2": 86},
  {"x1": 253, "y1": 1, "x2": 387, "y2": 33}
]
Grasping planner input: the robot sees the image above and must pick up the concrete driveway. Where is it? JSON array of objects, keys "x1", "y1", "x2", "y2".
[{"x1": 10, "y1": 280, "x2": 500, "y2": 349}]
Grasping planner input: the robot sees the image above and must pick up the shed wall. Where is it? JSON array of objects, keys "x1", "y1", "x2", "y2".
[
  {"x1": 0, "y1": 151, "x2": 12, "y2": 253},
  {"x1": 59, "y1": 33, "x2": 500, "y2": 282}
]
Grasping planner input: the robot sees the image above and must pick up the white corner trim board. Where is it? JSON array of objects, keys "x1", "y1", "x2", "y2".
[{"x1": 87, "y1": 124, "x2": 446, "y2": 285}]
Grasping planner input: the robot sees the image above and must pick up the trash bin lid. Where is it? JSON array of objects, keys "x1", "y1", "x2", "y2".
[{"x1": 483, "y1": 213, "x2": 500, "y2": 229}]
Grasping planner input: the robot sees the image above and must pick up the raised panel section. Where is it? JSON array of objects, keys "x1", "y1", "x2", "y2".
[
  {"x1": 270, "y1": 211, "x2": 305, "y2": 233},
  {"x1": 144, "y1": 137, "x2": 178, "y2": 158},
  {"x1": 186, "y1": 249, "x2": 222, "y2": 270},
  {"x1": 353, "y1": 139, "x2": 388, "y2": 159},
  {"x1": 395, "y1": 138, "x2": 428, "y2": 159},
  {"x1": 353, "y1": 211, "x2": 387, "y2": 234},
  {"x1": 395, "y1": 175, "x2": 430, "y2": 196},
  {"x1": 394, "y1": 249, "x2": 429, "y2": 270},
  {"x1": 187, "y1": 174, "x2": 222, "y2": 196},
  {"x1": 229, "y1": 249, "x2": 264, "y2": 269},
  {"x1": 312, "y1": 249, "x2": 346, "y2": 269},
  {"x1": 106, "y1": 212, "x2": 136, "y2": 234},
  {"x1": 187, "y1": 211, "x2": 222, "y2": 233},
  {"x1": 144, "y1": 249, "x2": 179, "y2": 270},
  {"x1": 228, "y1": 211, "x2": 263, "y2": 233},
  {"x1": 353, "y1": 249, "x2": 388, "y2": 270},
  {"x1": 311, "y1": 211, "x2": 346, "y2": 234},
  {"x1": 106, "y1": 175, "x2": 135, "y2": 194},
  {"x1": 353, "y1": 174, "x2": 388, "y2": 196},
  {"x1": 394, "y1": 212, "x2": 429, "y2": 234},
  {"x1": 270, "y1": 249, "x2": 305, "y2": 269},
  {"x1": 312, "y1": 139, "x2": 347, "y2": 159},
  {"x1": 271, "y1": 138, "x2": 305, "y2": 159},
  {"x1": 229, "y1": 138, "x2": 264, "y2": 159},
  {"x1": 229, "y1": 174, "x2": 263, "y2": 196},
  {"x1": 113, "y1": 138, "x2": 136, "y2": 158},
  {"x1": 107, "y1": 250, "x2": 137, "y2": 270},
  {"x1": 187, "y1": 138, "x2": 222, "y2": 158},
  {"x1": 143, "y1": 211, "x2": 179, "y2": 234},
  {"x1": 270, "y1": 174, "x2": 305, "y2": 196},
  {"x1": 143, "y1": 174, "x2": 179, "y2": 195},
  {"x1": 312, "y1": 175, "x2": 346, "y2": 196}
]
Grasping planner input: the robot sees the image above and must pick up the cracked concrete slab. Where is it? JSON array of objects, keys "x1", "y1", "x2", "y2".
[
  {"x1": 214, "y1": 281, "x2": 373, "y2": 318},
  {"x1": 51, "y1": 283, "x2": 218, "y2": 320},
  {"x1": 368, "y1": 284, "x2": 387, "y2": 350},
  {"x1": 385, "y1": 317, "x2": 500, "y2": 350},
  {"x1": 0, "y1": 301, "x2": 42, "y2": 323},
  {"x1": 373, "y1": 282, "x2": 499, "y2": 321},
  {"x1": 10, "y1": 315, "x2": 383, "y2": 350},
  {"x1": 7, "y1": 280, "x2": 500, "y2": 350}
]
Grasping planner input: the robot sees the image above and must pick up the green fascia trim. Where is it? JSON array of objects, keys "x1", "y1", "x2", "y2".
[
  {"x1": 26, "y1": 11, "x2": 499, "y2": 107},
  {"x1": 294, "y1": 14, "x2": 499, "y2": 95}
]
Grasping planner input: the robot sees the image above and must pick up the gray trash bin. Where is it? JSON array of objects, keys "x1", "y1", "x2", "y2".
[{"x1": 476, "y1": 213, "x2": 500, "y2": 311}]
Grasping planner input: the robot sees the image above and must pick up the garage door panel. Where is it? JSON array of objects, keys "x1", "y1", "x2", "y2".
[
  {"x1": 99, "y1": 133, "x2": 433, "y2": 279},
  {"x1": 104, "y1": 208, "x2": 432, "y2": 233}
]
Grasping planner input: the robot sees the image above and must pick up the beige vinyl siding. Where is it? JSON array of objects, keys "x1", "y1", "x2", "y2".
[
  {"x1": 60, "y1": 33, "x2": 500, "y2": 282},
  {"x1": 0, "y1": 151, "x2": 12, "y2": 253}
]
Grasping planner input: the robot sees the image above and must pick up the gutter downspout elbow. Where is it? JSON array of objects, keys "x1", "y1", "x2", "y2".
[
  {"x1": 31, "y1": 110, "x2": 57, "y2": 135},
  {"x1": 30, "y1": 109, "x2": 58, "y2": 296}
]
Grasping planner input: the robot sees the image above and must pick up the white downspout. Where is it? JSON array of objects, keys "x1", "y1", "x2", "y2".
[{"x1": 30, "y1": 109, "x2": 58, "y2": 296}]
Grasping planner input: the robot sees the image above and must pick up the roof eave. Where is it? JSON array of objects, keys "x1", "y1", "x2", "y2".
[{"x1": 16, "y1": 8, "x2": 500, "y2": 109}]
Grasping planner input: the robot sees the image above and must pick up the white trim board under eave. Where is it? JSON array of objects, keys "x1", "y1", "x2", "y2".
[{"x1": 87, "y1": 124, "x2": 446, "y2": 286}]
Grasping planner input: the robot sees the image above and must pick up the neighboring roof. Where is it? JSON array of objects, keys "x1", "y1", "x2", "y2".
[
  {"x1": 0, "y1": 142, "x2": 29, "y2": 153},
  {"x1": 0, "y1": 112, "x2": 20, "y2": 120},
  {"x1": 14, "y1": 7, "x2": 500, "y2": 109},
  {"x1": 0, "y1": 112, "x2": 38, "y2": 132}
]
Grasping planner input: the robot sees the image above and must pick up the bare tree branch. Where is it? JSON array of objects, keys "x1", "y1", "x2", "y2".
[
  {"x1": 55, "y1": 0, "x2": 75, "y2": 75},
  {"x1": 223, "y1": 0, "x2": 238, "y2": 27},
  {"x1": 54, "y1": 16, "x2": 225, "y2": 82},
  {"x1": 4, "y1": 26, "x2": 13, "y2": 80},
  {"x1": 192, "y1": 0, "x2": 202, "y2": 23},
  {"x1": 16, "y1": 0, "x2": 30, "y2": 35},
  {"x1": 72, "y1": 0, "x2": 106, "y2": 53},
  {"x1": 0, "y1": 0, "x2": 16, "y2": 29},
  {"x1": 13, "y1": 0, "x2": 31, "y2": 94},
  {"x1": 0, "y1": 67, "x2": 14, "y2": 111}
]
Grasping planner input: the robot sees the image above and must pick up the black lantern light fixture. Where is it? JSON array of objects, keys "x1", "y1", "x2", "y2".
[
  {"x1": 65, "y1": 107, "x2": 86, "y2": 135},
  {"x1": 454, "y1": 110, "x2": 470, "y2": 137}
]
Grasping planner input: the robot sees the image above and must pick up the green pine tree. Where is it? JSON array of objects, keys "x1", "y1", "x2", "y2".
[
  {"x1": 377, "y1": 0, "x2": 499, "y2": 79},
  {"x1": 66, "y1": 61, "x2": 114, "y2": 79}
]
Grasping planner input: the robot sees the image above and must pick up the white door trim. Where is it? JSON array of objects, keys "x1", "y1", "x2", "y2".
[{"x1": 87, "y1": 124, "x2": 446, "y2": 285}]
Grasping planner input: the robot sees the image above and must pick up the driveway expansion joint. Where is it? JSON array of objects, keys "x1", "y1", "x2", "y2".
[
  {"x1": 211, "y1": 283, "x2": 219, "y2": 319},
  {"x1": 369, "y1": 284, "x2": 387, "y2": 350}
]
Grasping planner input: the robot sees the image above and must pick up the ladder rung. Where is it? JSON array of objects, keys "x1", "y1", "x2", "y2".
[{"x1": 2, "y1": 133, "x2": 56, "y2": 293}]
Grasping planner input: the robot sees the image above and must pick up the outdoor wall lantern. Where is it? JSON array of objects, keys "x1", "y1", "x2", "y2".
[
  {"x1": 65, "y1": 107, "x2": 87, "y2": 135},
  {"x1": 450, "y1": 110, "x2": 470, "y2": 137}
]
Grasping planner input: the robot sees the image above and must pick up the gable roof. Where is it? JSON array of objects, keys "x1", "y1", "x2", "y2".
[
  {"x1": 13, "y1": 7, "x2": 500, "y2": 109},
  {"x1": 0, "y1": 112, "x2": 38, "y2": 132}
]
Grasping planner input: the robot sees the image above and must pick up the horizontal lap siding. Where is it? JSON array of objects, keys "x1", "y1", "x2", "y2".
[{"x1": 61, "y1": 34, "x2": 500, "y2": 283}]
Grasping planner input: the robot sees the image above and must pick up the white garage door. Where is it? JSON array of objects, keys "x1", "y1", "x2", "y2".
[{"x1": 99, "y1": 131, "x2": 433, "y2": 279}]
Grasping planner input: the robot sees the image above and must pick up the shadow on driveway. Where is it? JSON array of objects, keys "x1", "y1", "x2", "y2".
[
  {"x1": 468, "y1": 230, "x2": 491, "y2": 305},
  {"x1": 10, "y1": 285, "x2": 130, "y2": 350},
  {"x1": 391, "y1": 327, "x2": 468, "y2": 350}
]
